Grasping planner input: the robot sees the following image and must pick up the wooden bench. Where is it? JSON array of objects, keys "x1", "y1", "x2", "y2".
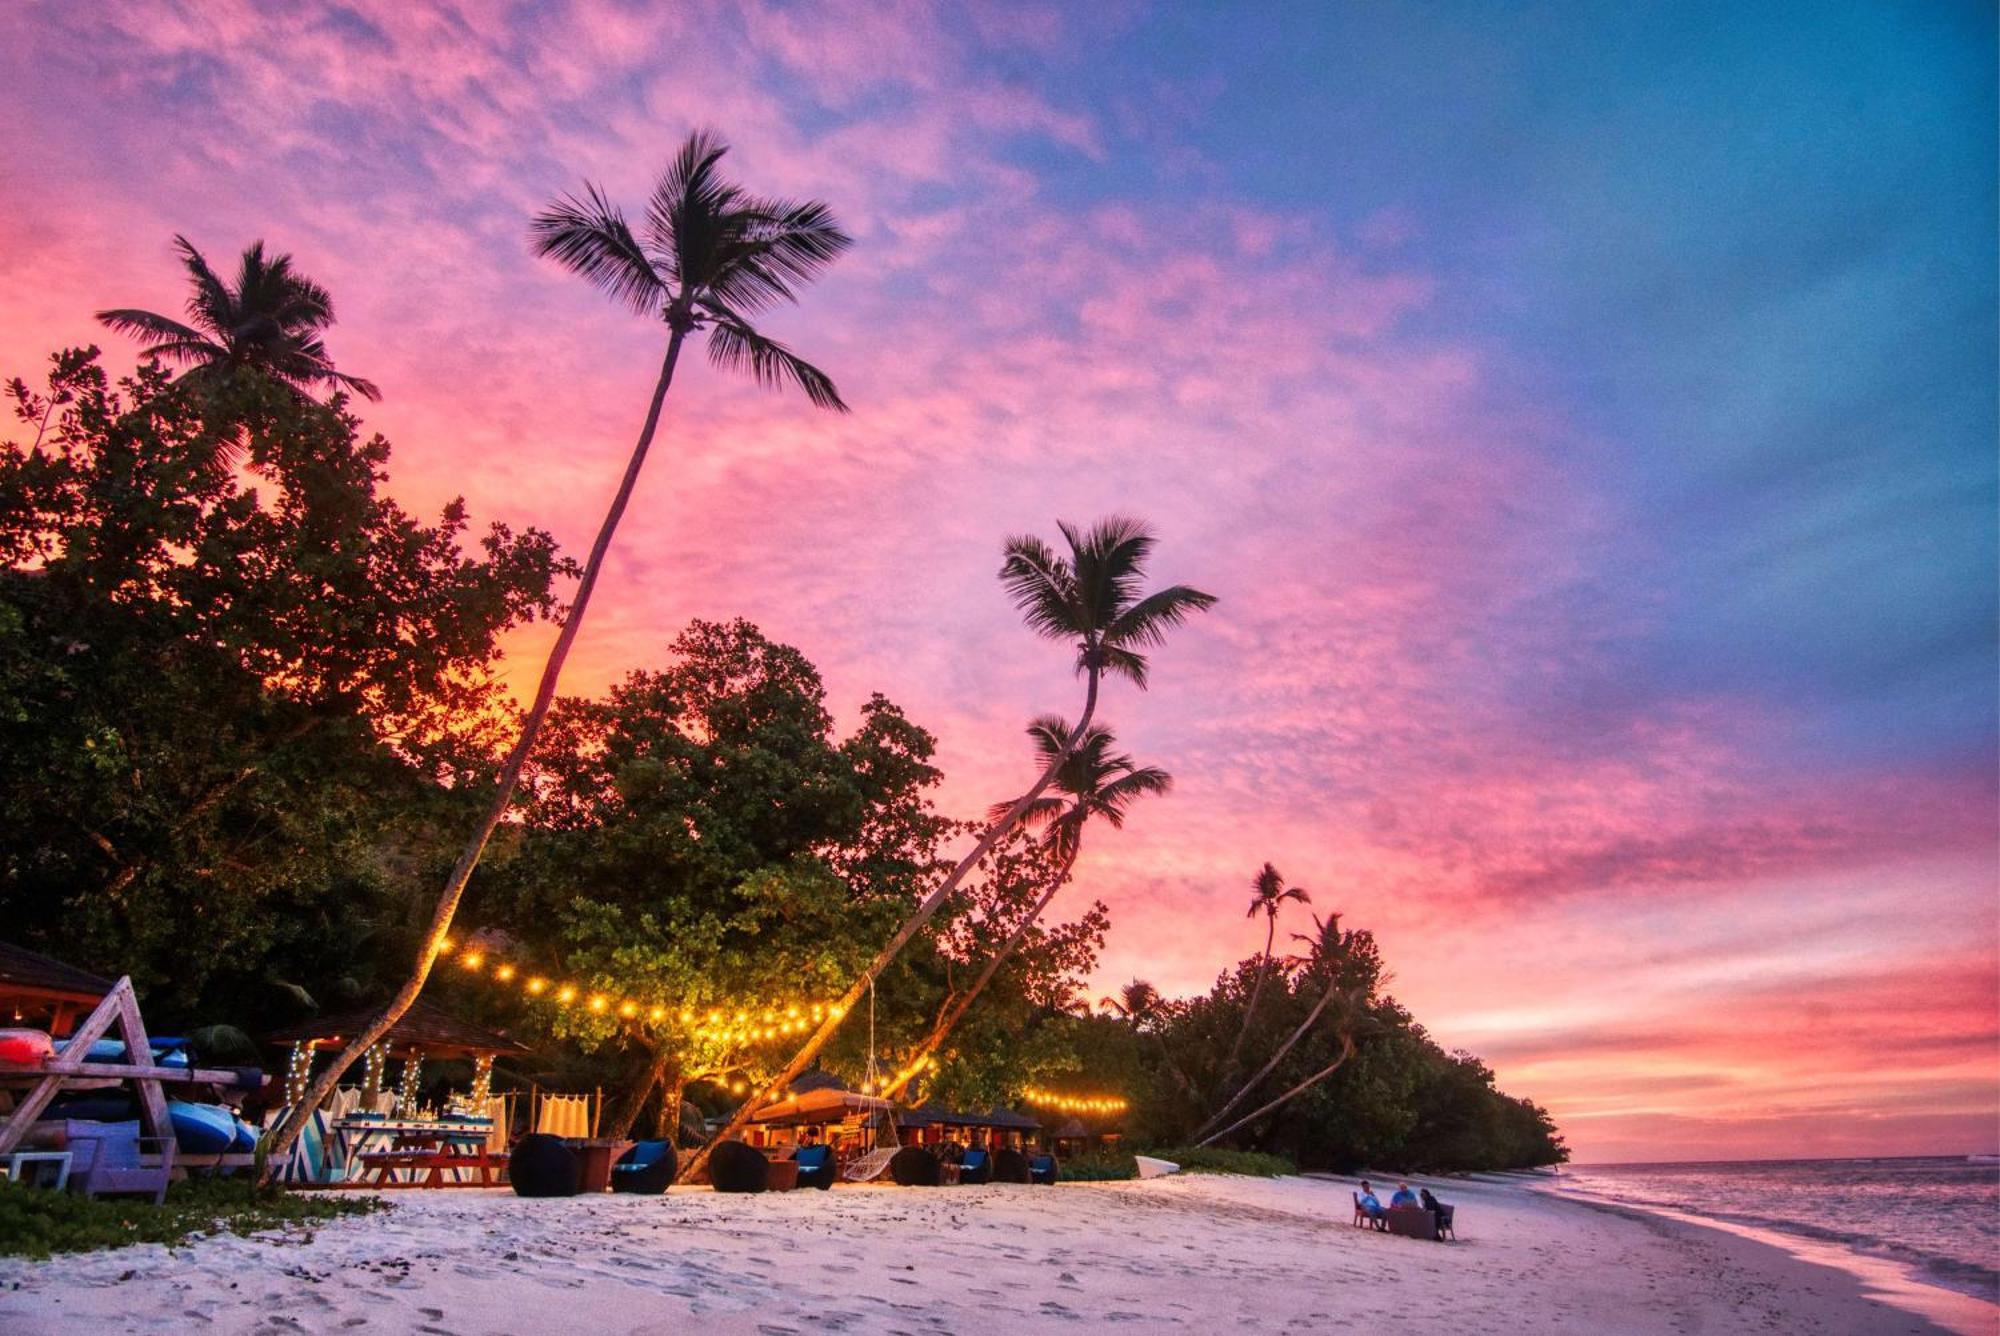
[{"x1": 356, "y1": 1148, "x2": 505, "y2": 1188}]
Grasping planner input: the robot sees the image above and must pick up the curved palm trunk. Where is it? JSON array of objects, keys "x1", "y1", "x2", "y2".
[
  {"x1": 1215, "y1": 913, "x2": 1277, "y2": 1094},
  {"x1": 879, "y1": 843, "x2": 1081, "y2": 1100},
  {"x1": 604, "y1": 1041, "x2": 676, "y2": 1141},
  {"x1": 1194, "y1": 1030, "x2": 1355, "y2": 1149},
  {"x1": 681, "y1": 669, "x2": 1102, "y2": 1183},
  {"x1": 1194, "y1": 976, "x2": 1341, "y2": 1141},
  {"x1": 264, "y1": 331, "x2": 690, "y2": 1172}
]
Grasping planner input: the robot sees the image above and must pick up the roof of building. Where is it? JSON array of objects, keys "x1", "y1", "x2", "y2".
[
  {"x1": 265, "y1": 996, "x2": 533, "y2": 1058},
  {"x1": 0, "y1": 940, "x2": 115, "y2": 1005},
  {"x1": 900, "y1": 1102, "x2": 1041, "y2": 1132}
]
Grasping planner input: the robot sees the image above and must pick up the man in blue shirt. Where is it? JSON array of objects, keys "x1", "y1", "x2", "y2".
[
  {"x1": 1356, "y1": 1179, "x2": 1386, "y2": 1227},
  {"x1": 1390, "y1": 1182, "x2": 1420, "y2": 1208}
]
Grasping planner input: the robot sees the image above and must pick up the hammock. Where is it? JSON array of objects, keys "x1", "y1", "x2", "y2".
[{"x1": 842, "y1": 1147, "x2": 898, "y2": 1182}]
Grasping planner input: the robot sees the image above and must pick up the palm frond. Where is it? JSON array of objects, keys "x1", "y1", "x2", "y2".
[
  {"x1": 172, "y1": 234, "x2": 236, "y2": 336},
  {"x1": 1104, "y1": 584, "x2": 1220, "y2": 651},
  {"x1": 1000, "y1": 535, "x2": 1081, "y2": 642},
  {"x1": 529, "y1": 184, "x2": 667, "y2": 316},
  {"x1": 1024, "y1": 714, "x2": 1073, "y2": 767},
  {"x1": 1094, "y1": 643, "x2": 1151, "y2": 688},
  {"x1": 94, "y1": 308, "x2": 210, "y2": 348},
  {"x1": 701, "y1": 306, "x2": 848, "y2": 411},
  {"x1": 648, "y1": 128, "x2": 738, "y2": 291},
  {"x1": 1094, "y1": 765, "x2": 1173, "y2": 820}
]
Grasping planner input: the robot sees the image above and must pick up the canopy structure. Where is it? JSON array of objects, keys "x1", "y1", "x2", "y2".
[
  {"x1": 750, "y1": 1069, "x2": 894, "y2": 1126},
  {"x1": 266, "y1": 996, "x2": 532, "y2": 1060},
  {"x1": 0, "y1": 940, "x2": 114, "y2": 1035}
]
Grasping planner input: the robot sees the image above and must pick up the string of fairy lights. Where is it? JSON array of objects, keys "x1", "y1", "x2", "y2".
[
  {"x1": 432, "y1": 933, "x2": 846, "y2": 1049},
  {"x1": 1020, "y1": 1086, "x2": 1128, "y2": 1116},
  {"x1": 431, "y1": 933, "x2": 1128, "y2": 1116}
]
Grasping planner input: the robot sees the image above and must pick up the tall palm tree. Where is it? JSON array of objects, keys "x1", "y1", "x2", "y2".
[
  {"x1": 97, "y1": 235, "x2": 381, "y2": 467},
  {"x1": 265, "y1": 128, "x2": 853, "y2": 1169},
  {"x1": 880, "y1": 717, "x2": 1170, "y2": 1099},
  {"x1": 1215, "y1": 863, "x2": 1310, "y2": 1091},
  {"x1": 686, "y1": 517, "x2": 1214, "y2": 1179}
]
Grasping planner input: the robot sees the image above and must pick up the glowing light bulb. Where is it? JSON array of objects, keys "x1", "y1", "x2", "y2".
[
  {"x1": 494, "y1": 964, "x2": 515, "y2": 982},
  {"x1": 619, "y1": 1001, "x2": 638, "y2": 1019},
  {"x1": 462, "y1": 951, "x2": 484, "y2": 971},
  {"x1": 588, "y1": 994, "x2": 609, "y2": 1013},
  {"x1": 556, "y1": 984, "x2": 577, "y2": 1004},
  {"x1": 436, "y1": 937, "x2": 455, "y2": 955},
  {"x1": 648, "y1": 1006, "x2": 666, "y2": 1022},
  {"x1": 526, "y1": 977, "x2": 547, "y2": 995}
]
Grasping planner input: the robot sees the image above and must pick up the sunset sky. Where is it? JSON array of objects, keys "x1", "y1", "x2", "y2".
[{"x1": 3, "y1": 2, "x2": 1994, "y2": 1164}]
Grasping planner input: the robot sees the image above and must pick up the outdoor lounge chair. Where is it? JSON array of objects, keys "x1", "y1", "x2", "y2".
[
  {"x1": 509, "y1": 1133, "x2": 581, "y2": 1197},
  {"x1": 793, "y1": 1144, "x2": 834, "y2": 1190},
  {"x1": 610, "y1": 1140, "x2": 677, "y2": 1194},
  {"x1": 992, "y1": 1147, "x2": 1031, "y2": 1183},
  {"x1": 1352, "y1": 1192, "x2": 1386, "y2": 1229},
  {"x1": 1028, "y1": 1153, "x2": 1058, "y2": 1185},
  {"x1": 957, "y1": 1148, "x2": 991, "y2": 1184},
  {"x1": 1434, "y1": 1203, "x2": 1455, "y2": 1240},
  {"x1": 888, "y1": 1146, "x2": 941, "y2": 1186},
  {"x1": 67, "y1": 1121, "x2": 173, "y2": 1204},
  {"x1": 708, "y1": 1139, "x2": 769, "y2": 1193}
]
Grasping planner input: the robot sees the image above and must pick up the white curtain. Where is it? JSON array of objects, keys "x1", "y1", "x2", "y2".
[{"x1": 535, "y1": 1094, "x2": 591, "y2": 1139}]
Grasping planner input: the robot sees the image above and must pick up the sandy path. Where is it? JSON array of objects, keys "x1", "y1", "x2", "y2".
[{"x1": 0, "y1": 1173, "x2": 1979, "y2": 1334}]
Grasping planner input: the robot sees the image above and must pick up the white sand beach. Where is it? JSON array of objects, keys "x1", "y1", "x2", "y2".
[{"x1": 1, "y1": 1173, "x2": 1991, "y2": 1335}]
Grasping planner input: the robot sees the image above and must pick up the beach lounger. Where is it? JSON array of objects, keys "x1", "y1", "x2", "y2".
[
  {"x1": 793, "y1": 1144, "x2": 835, "y2": 1190},
  {"x1": 609, "y1": 1140, "x2": 677, "y2": 1194}
]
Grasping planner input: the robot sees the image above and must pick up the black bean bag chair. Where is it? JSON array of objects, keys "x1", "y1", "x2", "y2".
[
  {"x1": 610, "y1": 1139, "x2": 679, "y2": 1194},
  {"x1": 708, "y1": 1139, "x2": 769, "y2": 1193},
  {"x1": 793, "y1": 1144, "x2": 836, "y2": 1190},
  {"x1": 992, "y1": 1148, "x2": 1032, "y2": 1184},
  {"x1": 889, "y1": 1145, "x2": 942, "y2": 1187},
  {"x1": 958, "y1": 1148, "x2": 993, "y2": 1184},
  {"x1": 509, "y1": 1133, "x2": 581, "y2": 1198}
]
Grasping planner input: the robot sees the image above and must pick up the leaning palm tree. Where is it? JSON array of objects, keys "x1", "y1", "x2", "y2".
[
  {"x1": 685, "y1": 517, "x2": 1215, "y2": 1180},
  {"x1": 265, "y1": 128, "x2": 853, "y2": 1169},
  {"x1": 1194, "y1": 912, "x2": 1347, "y2": 1141},
  {"x1": 1101, "y1": 979, "x2": 1166, "y2": 1029},
  {"x1": 1215, "y1": 863, "x2": 1310, "y2": 1091},
  {"x1": 1194, "y1": 991, "x2": 1365, "y2": 1149},
  {"x1": 880, "y1": 717, "x2": 1171, "y2": 1099},
  {"x1": 97, "y1": 235, "x2": 381, "y2": 467}
]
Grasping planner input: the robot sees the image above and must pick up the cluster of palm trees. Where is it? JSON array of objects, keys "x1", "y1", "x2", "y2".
[{"x1": 100, "y1": 128, "x2": 1229, "y2": 1175}]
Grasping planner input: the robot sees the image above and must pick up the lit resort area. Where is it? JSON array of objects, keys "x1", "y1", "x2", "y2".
[{"x1": 0, "y1": 4, "x2": 1993, "y2": 1334}]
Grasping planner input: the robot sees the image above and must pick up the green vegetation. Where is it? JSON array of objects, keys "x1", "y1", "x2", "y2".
[
  {"x1": 1057, "y1": 1149, "x2": 1138, "y2": 1182},
  {"x1": 0, "y1": 1179, "x2": 383, "y2": 1260},
  {"x1": 1146, "y1": 1147, "x2": 1295, "y2": 1177}
]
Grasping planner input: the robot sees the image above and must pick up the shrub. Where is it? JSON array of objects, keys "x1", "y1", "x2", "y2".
[
  {"x1": 0, "y1": 1177, "x2": 384, "y2": 1259},
  {"x1": 1144, "y1": 1146, "x2": 1295, "y2": 1177},
  {"x1": 1058, "y1": 1149, "x2": 1138, "y2": 1181}
]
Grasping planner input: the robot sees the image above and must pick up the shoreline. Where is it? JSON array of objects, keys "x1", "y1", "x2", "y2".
[
  {"x1": 1528, "y1": 1177, "x2": 2000, "y2": 1336},
  {"x1": 1, "y1": 1171, "x2": 1991, "y2": 1333}
]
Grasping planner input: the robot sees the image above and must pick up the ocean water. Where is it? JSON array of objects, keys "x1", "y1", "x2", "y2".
[{"x1": 1553, "y1": 1156, "x2": 2000, "y2": 1304}]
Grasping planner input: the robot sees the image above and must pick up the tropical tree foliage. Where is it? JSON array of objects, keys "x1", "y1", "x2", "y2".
[{"x1": 0, "y1": 348, "x2": 569, "y2": 1021}]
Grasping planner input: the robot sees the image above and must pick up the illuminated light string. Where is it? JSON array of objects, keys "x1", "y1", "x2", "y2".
[
  {"x1": 433, "y1": 932, "x2": 845, "y2": 1047},
  {"x1": 1020, "y1": 1085, "x2": 1129, "y2": 1116}
]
